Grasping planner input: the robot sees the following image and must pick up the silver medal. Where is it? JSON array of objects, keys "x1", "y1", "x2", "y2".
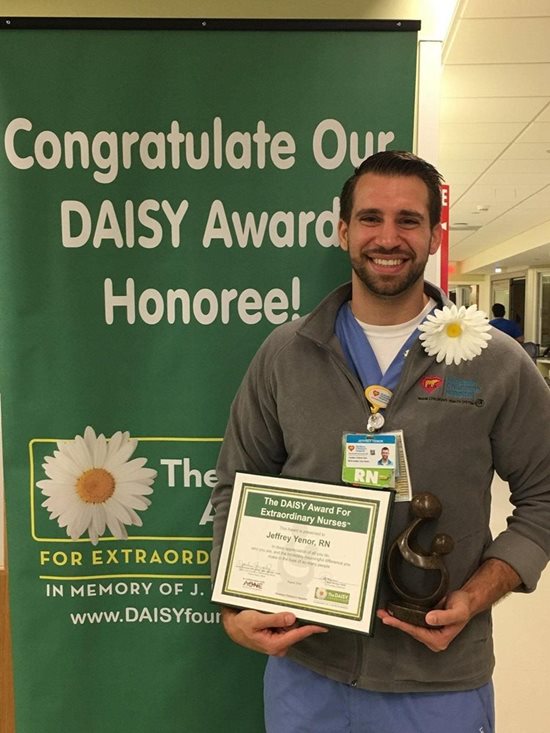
[{"x1": 367, "y1": 412, "x2": 385, "y2": 433}]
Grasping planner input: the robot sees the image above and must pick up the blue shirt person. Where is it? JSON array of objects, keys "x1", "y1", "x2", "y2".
[{"x1": 489, "y1": 303, "x2": 523, "y2": 342}]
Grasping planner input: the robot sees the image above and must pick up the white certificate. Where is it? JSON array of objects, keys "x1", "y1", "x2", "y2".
[{"x1": 212, "y1": 472, "x2": 394, "y2": 635}]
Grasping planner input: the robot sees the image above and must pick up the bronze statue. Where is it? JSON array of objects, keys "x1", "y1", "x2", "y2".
[{"x1": 386, "y1": 493, "x2": 454, "y2": 627}]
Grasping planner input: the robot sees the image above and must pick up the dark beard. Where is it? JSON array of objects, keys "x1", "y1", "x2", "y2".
[{"x1": 349, "y1": 253, "x2": 428, "y2": 298}]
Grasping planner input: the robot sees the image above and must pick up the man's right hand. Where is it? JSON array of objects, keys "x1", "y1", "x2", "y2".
[{"x1": 221, "y1": 607, "x2": 328, "y2": 657}]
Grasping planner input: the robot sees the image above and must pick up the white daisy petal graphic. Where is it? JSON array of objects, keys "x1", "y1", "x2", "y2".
[
  {"x1": 104, "y1": 431, "x2": 136, "y2": 470},
  {"x1": 38, "y1": 426, "x2": 156, "y2": 544},
  {"x1": 118, "y1": 493, "x2": 152, "y2": 511},
  {"x1": 117, "y1": 482, "x2": 154, "y2": 500},
  {"x1": 90, "y1": 504, "x2": 107, "y2": 542},
  {"x1": 113, "y1": 456, "x2": 153, "y2": 480},
  {"x1": 419, "y1": 304, "x2": 491, "y2": 366},
  {"x1": 45, "y1": 450, "x2": 81, "y2": 479},
  {"x1": 73, "y1": 434, "x2": 94, "y2": 467},
  {"x1": 92, "y1": 432, "x2": 108, "y2": 467},
  {"x1": 71, "y1": 506, "x2": 94, "y2": 541},
  {"x1": 106, "y1": 512, "x2": 128, "y2": 540}
]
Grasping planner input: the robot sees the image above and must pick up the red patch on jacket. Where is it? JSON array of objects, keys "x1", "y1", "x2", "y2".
[{"x1": 420, "y1": 376, "x2": 443, "y2": 394}]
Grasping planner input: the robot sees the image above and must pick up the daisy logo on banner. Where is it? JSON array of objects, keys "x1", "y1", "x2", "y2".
[{"x1": 37, "y1": 426, "x2": 157, "y2": 545}]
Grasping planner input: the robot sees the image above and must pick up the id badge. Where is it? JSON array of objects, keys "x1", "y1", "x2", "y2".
[{"x1": 342, "y1": 430, "x2": 413, "y2": 502}]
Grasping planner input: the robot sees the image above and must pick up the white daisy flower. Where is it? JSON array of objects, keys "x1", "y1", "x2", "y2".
[
  {"x1": 37, "y1": 426, "x2": 156, "y2": 544},
  {"x1": 418, "y1": 304, "x2": 492, "y2": 366}
]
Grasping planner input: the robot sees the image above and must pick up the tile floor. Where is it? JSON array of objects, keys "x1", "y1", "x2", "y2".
[{"x1": 490, "y1": 475, "x2": 550, "y2": 733}]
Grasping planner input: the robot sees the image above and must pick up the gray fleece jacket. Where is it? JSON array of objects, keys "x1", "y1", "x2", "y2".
[{"x1": 211, "y1": 281, "x2": 550, "y2": 692}]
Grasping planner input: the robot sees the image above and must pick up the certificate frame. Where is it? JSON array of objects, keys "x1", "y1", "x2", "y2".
[{"x1": 212, "y1": 472, "x2": 394, "y2": 635}]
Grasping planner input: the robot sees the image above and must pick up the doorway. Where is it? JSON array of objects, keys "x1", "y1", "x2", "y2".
[{"x1": 491, "y1": 277, "x2": 525, "y2": 332}]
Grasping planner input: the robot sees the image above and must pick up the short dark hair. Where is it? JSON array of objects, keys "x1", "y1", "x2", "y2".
[
  {"x1": 492, "y1": 303, "x2": 505, "y2": 318},
  {"x1": 339, "y1": 151, "x2": 444, "y2": 228}
]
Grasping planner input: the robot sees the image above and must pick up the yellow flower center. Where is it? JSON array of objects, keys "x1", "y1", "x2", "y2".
[
  {"x1": 76, "y1": 468, "x2": 115, "y2": 504},
  {"x1": 445, "y1": 322, "x2": 463, "y2": 339}
]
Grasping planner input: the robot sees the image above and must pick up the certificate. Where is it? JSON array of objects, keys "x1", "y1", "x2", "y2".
[{"x1": 212, "y1": 472, "x2": 394, "y2": 635}]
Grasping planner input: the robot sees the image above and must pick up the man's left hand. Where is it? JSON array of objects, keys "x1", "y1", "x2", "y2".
[
  {"x1": 376, "y1": 590, "x2": 472, "y2": 652},
  {"x1": 377, "y1": 558, "x2": 521, "y2": 652}
]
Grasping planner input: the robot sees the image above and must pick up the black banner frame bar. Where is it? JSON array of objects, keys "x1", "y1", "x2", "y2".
[{"x1": 0, "y1": 17, "x2": 420, "y2": 32}]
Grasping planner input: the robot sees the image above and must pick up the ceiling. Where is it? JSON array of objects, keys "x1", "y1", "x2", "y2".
[{"x1": 439, "y1": 0, "x2": 550, "y2": 275}]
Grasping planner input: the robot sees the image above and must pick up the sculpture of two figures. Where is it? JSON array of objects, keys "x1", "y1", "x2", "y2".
[{"x1": 386, "y1": 493, "x2": 454, "y2": 627}]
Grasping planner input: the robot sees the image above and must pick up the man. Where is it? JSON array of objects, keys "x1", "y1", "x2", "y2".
[
  {"x1": 489, "y1": 303, "x2": 524, "y2": 342},
  {"x1": 377, "y1": 446, "x2": 392, "y2": 465},
  {"x1": 211, "y1": 151, "x2": 550, "y2": 732}
]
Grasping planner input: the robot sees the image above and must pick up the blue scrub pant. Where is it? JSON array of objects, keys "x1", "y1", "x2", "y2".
[{"x1": 264, "y1": 656, "x2": 494, "y2": 733}]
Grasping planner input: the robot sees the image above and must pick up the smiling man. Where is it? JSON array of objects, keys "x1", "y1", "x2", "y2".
[
  {"x1": 339, "y1": 168, "x2": 439, "y2": 300},
  {"x1": 211, "y1": 151, "x2": 550, "y2": 733},
  {"x1": 377, "y1": 446, "x2": 392, "y2": 466}
]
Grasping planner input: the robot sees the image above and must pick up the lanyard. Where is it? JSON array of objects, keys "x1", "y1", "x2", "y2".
[{"x1": 335, "y1": 302, "x2": 424, "y2": 430}]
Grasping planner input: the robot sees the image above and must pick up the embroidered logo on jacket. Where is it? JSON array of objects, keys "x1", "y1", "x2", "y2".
[
  {"x1": 444, "y1": 377, "x2": 480, "y2": 401},
  {"x1": 420, "y1": 376, "x2": 443, "y2": 393},
  {"x1": 417, "y1": 376, "x2": 484, "y2": 407}
]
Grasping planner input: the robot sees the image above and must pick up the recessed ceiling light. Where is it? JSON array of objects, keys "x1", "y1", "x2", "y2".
[{"x1": 495, "y1": 267, "x2": 502, "y2": 274}]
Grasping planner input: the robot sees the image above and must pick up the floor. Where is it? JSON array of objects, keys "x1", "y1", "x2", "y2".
[{"x1": 490, "y1": 475, "x2": 550, "y2": 733}]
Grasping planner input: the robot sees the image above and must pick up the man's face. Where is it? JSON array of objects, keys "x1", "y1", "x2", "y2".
[
  {"x1": 338, "y1": 173, "x2": 441, "y2": 299},
  {"x1": 381, "y1": 448, "x2": 389, "y2": 460}
]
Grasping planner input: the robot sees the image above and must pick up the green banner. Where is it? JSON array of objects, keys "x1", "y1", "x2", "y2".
[{"x1": 0, "y1": 22, "x2": 417, "y2": 732}]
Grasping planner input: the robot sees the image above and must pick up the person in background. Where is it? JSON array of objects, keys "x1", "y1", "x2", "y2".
[{"x1": 489, "y1": 302, "x2": 524, "y2": 342}]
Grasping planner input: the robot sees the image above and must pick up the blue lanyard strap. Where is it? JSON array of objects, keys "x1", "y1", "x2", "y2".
[{"x1": 335, "y1": 302, "x2": 423, "y2": 394}]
